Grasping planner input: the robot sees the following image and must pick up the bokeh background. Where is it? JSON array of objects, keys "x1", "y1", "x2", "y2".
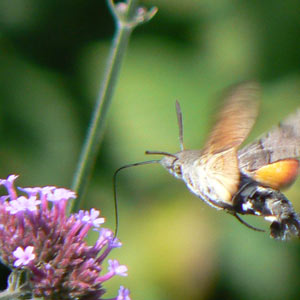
[{"x1": 1, "y1": 0, "x2": 300, "y2": 299}]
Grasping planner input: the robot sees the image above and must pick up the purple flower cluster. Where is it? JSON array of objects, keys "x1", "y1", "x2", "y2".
[{"x1": 0, "y1": 175, "x2": 130, "y2": 300}]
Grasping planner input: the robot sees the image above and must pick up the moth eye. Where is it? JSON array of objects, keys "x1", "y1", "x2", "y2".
[{"x1": 174, "y1": 164, "x2": 182, "y2": 176}]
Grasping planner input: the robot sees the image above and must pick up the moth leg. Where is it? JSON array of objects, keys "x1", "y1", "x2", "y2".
[{"x1": 232, "y1": 212, "x2": 265, "y2": 232}]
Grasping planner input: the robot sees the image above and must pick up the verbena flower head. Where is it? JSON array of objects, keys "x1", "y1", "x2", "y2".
[{"x1": 0, "y1": 175, "x2": 130, "y2": 300}]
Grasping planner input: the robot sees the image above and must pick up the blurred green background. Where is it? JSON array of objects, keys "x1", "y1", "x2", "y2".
[{"x1": 1, "y1": 0, "x2": 300, "y2": 299}]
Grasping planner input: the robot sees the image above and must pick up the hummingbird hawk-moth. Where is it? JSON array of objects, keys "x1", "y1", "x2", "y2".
[
  {"x1": 114, "y1": 82, "x2": 300, "y2": 240},
  {"x1": 145, "y1": 82, "x2": 300, "y2": 240}
]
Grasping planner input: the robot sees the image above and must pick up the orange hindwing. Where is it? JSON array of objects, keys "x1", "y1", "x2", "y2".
[{"x1": 252, "y1": 159, "x2": 299, "y2": 190}]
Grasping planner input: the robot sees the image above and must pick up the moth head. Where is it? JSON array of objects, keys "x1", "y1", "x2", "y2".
[
  {"x1": 161, "y1": 155, "x2": 183, "y2": 179},
  {"x1": 145, "y1": 151, "x2": 182, "y2": 179}
]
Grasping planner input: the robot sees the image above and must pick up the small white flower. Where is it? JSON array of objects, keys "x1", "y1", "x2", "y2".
[{"x1": 13, "y1": 246, "x2": 35, "y2": 267}]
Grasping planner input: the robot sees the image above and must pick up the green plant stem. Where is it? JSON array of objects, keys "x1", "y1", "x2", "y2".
[
  {"x1": 0, "y1": 271, "x2": 31, "y2": 300},
  {"x1": 70, "y1": 0, "x2": 141, "y2": 213}
]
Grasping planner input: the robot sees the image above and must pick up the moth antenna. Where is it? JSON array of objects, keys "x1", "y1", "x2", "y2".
[
  {"x1": 113, "y1": 160, "x2": 160, "y2": 238},
  {"x1": 145, "y1": 150, "x2": 178, "y2": 158},
  {"x1": 175, "y1": 100, "x2": 184, "y2": 151},
  {"x1": 233, "y1": 213, "x2": 265, "y2": 232}
]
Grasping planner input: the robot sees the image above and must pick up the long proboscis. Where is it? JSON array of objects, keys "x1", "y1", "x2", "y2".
[
  {"x1": 113, "y1": 159, "x2": 160, "y2": 238},
  {"x1": 145, "y1": 150, "x2": 178, "y2": 158}
]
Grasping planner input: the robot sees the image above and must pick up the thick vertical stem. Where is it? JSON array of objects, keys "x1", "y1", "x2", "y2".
[{"x1": 70, "y1": 0, "x2": 138, "y2": 213}]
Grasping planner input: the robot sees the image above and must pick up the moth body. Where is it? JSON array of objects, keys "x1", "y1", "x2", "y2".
[{"x1": 160, "y1": 149, "x2": 235, "y2": 209}]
